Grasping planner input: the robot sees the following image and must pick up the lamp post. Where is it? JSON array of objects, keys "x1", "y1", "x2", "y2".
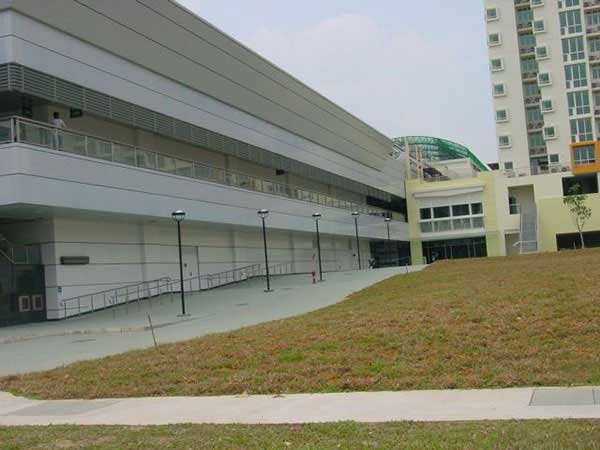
[
  {"x1": 312, "y1": 213, "x2": 323, "y2": 282},
  {"x1": 171, "y1": 210, "x2": 187, "y2": 316},
  {"x1": 352, "y1": 211, "x2": 362, "y2": 270},
  {"x1": 385, "y1": 217, "x2": 391, "y2": 241},
  {"x1": 385, "y1": 217, "x2": 392, "y2": 268},
  {"x1": 258, "y1": 209, "x2": 273, "y2": 292}
]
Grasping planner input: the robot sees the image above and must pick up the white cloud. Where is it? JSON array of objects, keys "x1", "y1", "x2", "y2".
[{"x1": 242, "y1": 13, "x2": 497, "y2": 162}]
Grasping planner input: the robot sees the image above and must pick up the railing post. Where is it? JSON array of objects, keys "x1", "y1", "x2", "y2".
[
  {"x1": 90, "y1": 294, "x2": 94, "y2": 312},
  {"x1": 78, "y1": 298, "x2": 81, "y2": 316},
  {"x1": 63, "y1": 301, "x2": 67, "y2": 318}
]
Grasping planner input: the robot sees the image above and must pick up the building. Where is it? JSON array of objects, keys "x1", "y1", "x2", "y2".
[
  {"x1": 484, "y1": 0, "x2": 600, "y2": 176},
  {"x1": 0, "y1": 0, "x2": 411, "y2": 326}
]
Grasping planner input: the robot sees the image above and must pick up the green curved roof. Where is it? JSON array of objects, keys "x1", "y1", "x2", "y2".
[{"x1": 393, "y1": 136, "x2": 489, "y2": 172}]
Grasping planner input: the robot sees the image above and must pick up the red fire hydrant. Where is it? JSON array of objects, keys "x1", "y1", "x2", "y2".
[{"x1": 311, "y1": 271, "x2": 316, "y2": 284}]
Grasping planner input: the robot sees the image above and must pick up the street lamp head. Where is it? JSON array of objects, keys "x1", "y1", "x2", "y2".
[
  {"x1": 385, "y1": 217, "x2": 391, "y2": 223},
  {"x1": 258, "y1": 209, "x2": 269, "y2": 218},
  {"x1": 352, "y1": 211, "x2": 360, "y2": 217},
  {"x1": 312, "y1": 212, "x2": 322, "y2": 220},
  {"x1": 171, "y1": 210, "x2": 186, "y2": 222}
]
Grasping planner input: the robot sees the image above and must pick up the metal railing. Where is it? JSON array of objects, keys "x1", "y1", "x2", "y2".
[
  {"x1": 58, "y1": 276, "x2": 172, "y2": 317},
  {"x1": 56, "y1": 263, "x2": 296, "y2": 318},
  {"x1": 1, "y1": 116, "x2": 398, "y2": 219},
  {"x1": 503, "y1": 163, "x2": 571, "y2": 178}
]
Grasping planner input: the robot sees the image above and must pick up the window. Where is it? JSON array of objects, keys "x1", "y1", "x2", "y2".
[
  {"x1": 567, "y1": 90, "x2": 591, "y2": 116},
  {"x1": 419, "y1": 202, "x2": 485, "y2": 235},
  {"x1": 495, "y1": 109, "x2": 509, "y2": 122},
  {"x1": 452, "y1": 204, "x2": 470, "y2": 217},
  {"x1": 589, "y1": 38, "x2": 600, "y2": 54},
  {"x1": 486, "y1": 7, "x2": 499, "y2": 21},
  {"x1": 499, "y1": 135, "x2": 511, "y2": 147},
  {"x1": 488, "y1": 33, "x2": 501, "y2": 46},
  {"x1": 509, "y1": 196, "x2": 519, "y2": 215},
  {"x1": 565, "y1": 63, "x2": 588, "y2": 88},
  {"x1": 519, "y1": 33, "x2": 537, "y2": 51},
  {"x1": 534, "y1": 19, "x2": 545, "y2": 33},
  {"x1": 523, "y1": 82, "x2": 540, "y2": 98},
  {"x1": 543, "y1": 126, "x2": 557, "y2": 139},
  {"x1": 529, "y1": 132, "x2": 545, "y2": 148},
  {"x1": 559, "y1": 10, "x2": 582, "y2": 35},
  {"x1": 517, "y1": 9, "x2": 534, "y2": 28},
  {"x1": 433, "y1": 206, "x2": 451, "y2": 219},
  {"x1": 471, "y1": 203, "x2": 484, "y2": 215},
  {"x1": 521, "y1": 58, "x2": 538, "y2": 75},
  {"x1": 493, "y1": 83, "x2": 506, "y2": 96},
  {"x1": 541, "y1": 99, "x2": 554, "y2": 112},
  {"x1": 570, "y1": 118, "x2": 594, "y2": 142},
  {"x1": 531, "y1": 0, "x2": 543, "y2": 6},
  {"x1": 538, "y1": 72, "x2": 552, "y2": 86},
  {"x1": 573, "y1": 145, "x2": 596, "y2": 165},
  {"x1": 535, "y1": 46, "x2": 549, "y2": 59},
  {"x1": 490, "y1": 58, "x2": 504, "y2": 71},
  {"x1": 527, "y1": 108, "x2": 543, "y2": 123},
  {"x1": 562, "y1": 36, "x2": 585, "y2": 61},
  {"x1": 549, "y1": 154, "x2": 560, "y2": 164},
  {"x1": 504, "y1": 161, "x2": 514, "y2": 171},
  {"x1": 592, "y1": 66, "x2": 600, "y2": 81},
  {"x1": 558, "y1": 0, "x2": 579, "y2": 7},
  {"x1": 587, "y1": 12, "x2": 600, "y2": 30}
]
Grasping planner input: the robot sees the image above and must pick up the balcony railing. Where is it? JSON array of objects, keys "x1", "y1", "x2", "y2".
[
  {"x1": 0, "y1": 116, "x2": 399, "y2": 219},
  {"x1": 503, "y1": 163, "x2": 571, "y2": 178}
]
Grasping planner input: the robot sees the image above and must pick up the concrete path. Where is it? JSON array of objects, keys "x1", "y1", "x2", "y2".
[
  {"x1": 0, "y1": 267, "x2": 423, "y2": 376},
  {"x1": 2, "y1": 387, "x2": 600, "y2": 425}
]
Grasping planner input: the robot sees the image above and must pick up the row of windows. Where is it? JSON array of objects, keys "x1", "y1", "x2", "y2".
[
  {"x1": 419, "y1": 203, "x2": 484, "y2": 234},
  {"x1": 499, "y1": 119, "x2": 593, "y2": 150},
  {"x1": 503, "y1": 154, "x2": 560, "y2": 172},
  {"x1": 487, "y1": 1, "x2": 579, "y2": 25},
  {"x1": 573, "y1": 145, "x2": 596, "y2": 165}
]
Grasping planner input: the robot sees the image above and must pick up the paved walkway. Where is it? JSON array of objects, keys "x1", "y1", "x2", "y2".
[
  {"x1": 2, "y1": 387, "x2": 600, "y2": 425},
  {"x1": 0, "y1": 267, "x2": 423, "y2": 376}
]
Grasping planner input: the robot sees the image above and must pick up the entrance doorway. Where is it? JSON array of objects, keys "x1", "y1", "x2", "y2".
[{"x1": 422, "y1": 237, "x2": 487, "y2": 264}]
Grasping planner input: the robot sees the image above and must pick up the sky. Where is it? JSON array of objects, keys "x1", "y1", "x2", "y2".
[{"x1": 177, "y1": 0, "x2": 498, "y2": 164}]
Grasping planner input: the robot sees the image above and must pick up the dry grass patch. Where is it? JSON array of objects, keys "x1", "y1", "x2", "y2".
[{"x1": 3, "y1": 250, "x2": 600, "y2": 399}]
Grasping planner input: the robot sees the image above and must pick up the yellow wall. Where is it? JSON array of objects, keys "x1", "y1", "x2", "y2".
[
  {"x1": 538, "y1": 193, "x2": 600, "y2": 252},
  {"x1": 406, "y1": 171, "x2": 503, "y2": 261},
  {"x1": 570, "y1": 141, "x2": 600, "y2": 176}
]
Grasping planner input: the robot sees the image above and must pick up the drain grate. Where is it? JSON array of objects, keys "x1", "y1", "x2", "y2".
[{"x1": 529, "y1": 388, "x2": 598, "y2": 406}]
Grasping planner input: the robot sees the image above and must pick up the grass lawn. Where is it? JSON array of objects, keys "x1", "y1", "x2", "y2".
[
  {"x1": 2, "y1": 421, "x2": 600, "y2": 450},
  {"x1": 2, "y1": 250, "x2": 600, "y2": 399}
]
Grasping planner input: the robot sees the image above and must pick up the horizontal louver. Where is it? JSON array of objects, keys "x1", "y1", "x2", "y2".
[{"x1": 0, "y1": 63, "x2": 385, "y2": 200}]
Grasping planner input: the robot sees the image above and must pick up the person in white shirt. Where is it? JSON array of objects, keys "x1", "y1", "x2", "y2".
[{"x1": 51, "y1": 112, "x2": 66, "y2": 149}]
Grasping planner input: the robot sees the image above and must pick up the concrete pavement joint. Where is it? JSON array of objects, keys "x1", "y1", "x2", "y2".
[{"x1": 1, "y1": 387, "x2": 600, "y2": 426}]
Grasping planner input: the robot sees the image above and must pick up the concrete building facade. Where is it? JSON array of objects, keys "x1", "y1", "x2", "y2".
[{"x1": 0, "y1": 1, "x2": 410, "y2": 325}]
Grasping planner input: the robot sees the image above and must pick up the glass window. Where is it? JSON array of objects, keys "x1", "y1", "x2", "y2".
[
  {"x1": 589, "y1": 38, "x2": 600, "y2": 54},
  {"x1": 544, "y1": 126, "x2": 557, "y2": 139},
  {"x1": 541, "y1": 99, "x2": 554, "y2": 112},
  {"x1": 420, "y1": 208, "x2": 432, "y2": 220},
  {"x1": 490, "y1": 58, "x2": 504, "y2": 71},
  {"x1": 493, "y1": 83, "x2": 506, "y2": 96},
  {"x1": 559, "y1": 10, "x2": 582, "y2": 35},
  {"x1": 471, "y1": 203, "x2": 484, "y2": 215},
  {"x1": 527, "y1": 108, "x2": 543, "y2": 123},
  {"x1": 434, "y1": 220, "x2": 452, "y2": 233},
  {"x1": 486, "y1": 8, "x2": 499, "y2": 21},
  {"x1": 523, "y1": 82, "x2": 540, "y2": 97},
  {"x1": 534, "y1": 20, "x2": 545, "y2": 32},
  {"x1": 521, "y1": 58, "x2": 538, "y2": 75},
  {"x1": 488, "y1": 33, "x2": 501, "y2": 46},
  {"x1": 499, "y1": 135, "x2": 511, "y2": 147},
  {"x1": 550, "y1": 154, "x2": 560, "y2": 164},
  {"x1": 562, "y1": 36, "x2": 585, "y2": 62},
  {"x1": 452, "y1": 204, "x2": 470, "y2": 217},
  {"x1": 517, "y1": 9, "x2": 534, "y2": 27},
  {"x1": 573, "y1": 145, "x2": 596, "y2": 165},
  {"x1": 570, "y1": 118, "x2": 594, "y2": 143},
  {"x1": 535, "y1": 46, "x2": 549, "y2": 59},
  {"x1": 420, "y1": 222, "x2": 433, "y2": 233},
  {"x1": 538, "y1": 72, "x2": 552, "y2": 85},
  {"x1": 496, "y1": 109, "x2": 508, "y2": 122},
  {"x1": 433, "y1": 206, "x2": 451, "y2": 219},
  {"x1": 529, "y1": 132, "x2": 545, "y2": 148},
  {"x1": 472, "y1": 217, "x2": 485, "y2": 229},
  {"x1": 565, "y1": 63, "x2": 588, "y2": 88},
  {"x1": 567, "y1": 90, "x2": 591, "y2": 116}
]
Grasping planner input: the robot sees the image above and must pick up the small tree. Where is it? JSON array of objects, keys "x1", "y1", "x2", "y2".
[{"x1": 563, "y1": 183, "x2": 592, "y2": 249}]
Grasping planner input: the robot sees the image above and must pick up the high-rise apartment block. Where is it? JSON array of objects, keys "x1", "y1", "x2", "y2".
[{"x1": 485, "y1": 0, "x2": 600, "y2": 175}]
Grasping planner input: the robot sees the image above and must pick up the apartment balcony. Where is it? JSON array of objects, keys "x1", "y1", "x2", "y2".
[
  {"x1": 521, "y1": 71, "x2": 538, "y2": 82},
  {"x1": 592, "y1": 80, "x2": 600, "y2": 91},
  {"x1": 514, "y1": 0, "x2": 530, "y2": 7},
  {"x1": 589, "y1": 52, "x2": 600, "y2": 64},
  {"x1": 529, "y1": 146, "x2": 547, "y2": 157},
  {"x1": 0, "y1": 117, "x2": 406, "y2": 233},
  {"x1": 527, "y1": 121, "x2": 544, "y2": 132},
  {"x1": 525, "y1": 95, "x2": 542, "y2": 106},
  {"x1": 519, "y1": 46, "x2": 536, "y2": 57},
  {"x1": 586, "y1": 24, "x2": 600, "y2": 36},
  {"x1": 517, "y1": 22, "x2": 534, "y2": 33},
  {"x1": 584, "y1": 0, "x2": 600, "y2": 10}
]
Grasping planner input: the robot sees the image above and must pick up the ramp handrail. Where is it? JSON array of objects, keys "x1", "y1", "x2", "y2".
[{"x1": 59, "y1": 276, "x2": 172, "y2": 317}]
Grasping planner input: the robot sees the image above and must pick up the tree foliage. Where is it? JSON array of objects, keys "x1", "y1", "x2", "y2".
[{"x1": 563, "y1": 183, "x2": 592, "y2": 249}]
